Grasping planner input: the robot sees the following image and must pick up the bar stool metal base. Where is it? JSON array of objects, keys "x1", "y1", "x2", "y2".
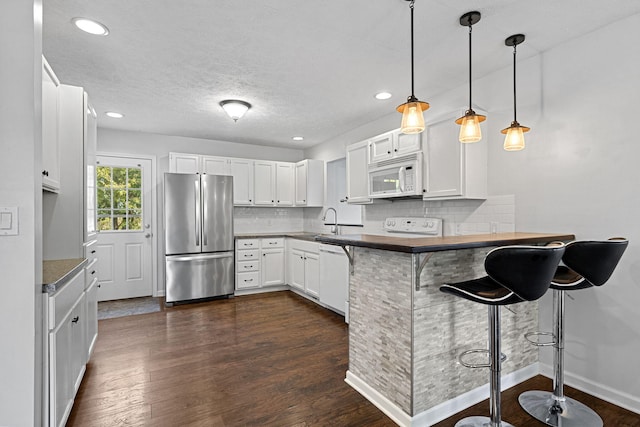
[
  {"x1": 454, "y1": 415, "x2": 515, "y2": 427},
  {"x1": 519, "y1": 390, "x2": 603, "y2": 427}
]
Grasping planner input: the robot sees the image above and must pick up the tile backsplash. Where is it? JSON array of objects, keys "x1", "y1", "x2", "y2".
[
  {"x1": 304, "y1": 195, "x2": 516, "y2": 236},
  {"x1": 234, "y1": 207, "x2": 304, "y2": 233}
]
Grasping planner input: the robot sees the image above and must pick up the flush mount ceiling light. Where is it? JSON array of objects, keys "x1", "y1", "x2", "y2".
[
  {"x1": 375, "y1": 92, "x2": 392, "y2": 100},
  {"x1": 105, "y1": 111, "x2": 124, "y2": 119},
  {"x1": 396, "y1": 0, "x2": 429, "y2": 134},
  {"x1": 292, "y1": 136, "x2": 304, "y2": 141},
  {"x1": 71, "y1": 17, "x2": 109, "y2": 36},
  {"x1": 456, "y1": 11, "x2": 486, "y2": 143},
  {"x1": 220, "y1": 100, "x2": 251, "y2": 122},
  {"x1": 502, "y1": 34, "x2": 529, "y2": 151}
]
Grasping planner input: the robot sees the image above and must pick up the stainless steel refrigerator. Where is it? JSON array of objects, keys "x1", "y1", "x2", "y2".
[{"x1": 164, "y1": 173, "x2": 234, "y2": 303}]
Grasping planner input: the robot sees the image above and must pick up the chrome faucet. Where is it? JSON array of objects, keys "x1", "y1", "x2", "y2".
[{"x1": 322, "y1": 207, "x2": 338, "y2": 235}]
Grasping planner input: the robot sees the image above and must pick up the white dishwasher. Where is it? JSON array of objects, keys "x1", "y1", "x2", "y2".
[{"x1": 319, "y1": 243, "x2": 350, "y2": 323}]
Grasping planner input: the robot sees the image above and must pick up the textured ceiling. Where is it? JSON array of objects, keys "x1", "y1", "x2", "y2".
[{"x1": 43, "y1": 0, "x2": 640, "y2": 149}]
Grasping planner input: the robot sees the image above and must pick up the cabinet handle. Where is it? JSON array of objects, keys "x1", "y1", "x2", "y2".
[
  {"x1": 244, "y1": 279, "x2": 253, "y2": 282},
  {"x1": 269, "y1": 242, "x2": 277, "y2": 245},
  {"x1": 245, "y1": 265, "x2": 252, "y2": 269},
  {"x1": 244, "y1": 254, "x2": 252, "y2": 257},
  {"x1": 91, "y1": 250, "x2": 96, "y2": 254},
  {"x1": 91, "y1": 270, "x2": 96, "y2": 275},
  {"x1": 72, "y1": 316, "x2": 79, "y2": 324},
  {"x1": 394, "y1": 149, "x2": 398, "y2": 152},
  {"x1": 387, "y1": 151, "x2": 391, "y2": 154}
]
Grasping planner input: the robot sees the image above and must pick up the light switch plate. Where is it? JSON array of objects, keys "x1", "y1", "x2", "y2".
[{"x1": 0, "y1": 207, "x2": 18, "y2": 235}]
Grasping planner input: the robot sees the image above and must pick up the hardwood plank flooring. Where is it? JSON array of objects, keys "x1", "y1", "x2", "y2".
[{"x1": 68, "y1": 291, "x2": 639, "y2": 426}]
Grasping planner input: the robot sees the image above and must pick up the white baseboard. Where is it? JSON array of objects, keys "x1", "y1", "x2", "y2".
[
  {"x1": 539, "y1": 363, "x2": 640, "y2": 415},
  {"x1": 345, "y1": 364, "x2": 539, "y2": 427},
  {"x1": 234, "y1": 286, "x2": 288, "y2": 296}
]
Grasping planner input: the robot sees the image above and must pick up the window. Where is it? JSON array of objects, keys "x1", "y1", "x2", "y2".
[{"x1": 97, "y1": 166, "x2": 143, "y2": 231}]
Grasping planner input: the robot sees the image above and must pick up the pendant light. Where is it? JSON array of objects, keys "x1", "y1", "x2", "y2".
[
  {"x1": 397, "y1": 0, "x2": 429, "y2": 134},
  {"x1": 456, "y1": 11, "x2": 485, "y2": 143},
  {"x1": 502, "y1": 34, "x2": 529, "y2": 151}
]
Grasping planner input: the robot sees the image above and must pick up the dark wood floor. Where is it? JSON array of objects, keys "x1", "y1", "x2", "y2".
[{"x1": 68, "y1": 291, "x2": 639, "y2": 426}]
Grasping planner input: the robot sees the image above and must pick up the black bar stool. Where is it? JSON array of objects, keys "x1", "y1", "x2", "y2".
[
  {"x1": 440, "y1": 243, "x2": 565, "y2": 427},
  {"x1": 519, "y1": 237, "x2": 628, "y2": 427}
]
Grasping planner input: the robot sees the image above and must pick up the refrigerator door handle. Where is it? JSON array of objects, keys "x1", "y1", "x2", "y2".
[
  {"x1": 168, "y1": 252, "x2": 234, "y2": 262},
  {"x1": 195, "y1": 179, "x2": 201, "y2": 247},
  {"x1": 202, "y1": 179, "x2": 208, "y2": 246}
]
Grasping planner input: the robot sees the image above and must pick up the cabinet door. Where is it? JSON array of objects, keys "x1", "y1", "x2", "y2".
[
  {"x1": 395, "y1": 131, "x2": 422, "y2": 156},
  {"x1": 70, "y1": 296, "x2": 86, "y2": 394},
  {"x1": 202, "y1": 156, "x2": 231, "y2": 175},
  {"x1": 170, "y1": 153, "x2": 200, "y2": 174},
  {"x1": 84, "y1": 99, "x2": 98, "y2": 240},
  {"x1": 262, "y1": 248, "x2": 285, "y2": 286},
  {"x1": 423, "y1": 117, "x2": 463, "y2": 198},
  {"x1": 42, "y1": 57, "x2": 60, "y2": 192},
  {"x1": 346, "y1": 140, "x2": 372, "y2": 204},
  {"x1": 229, "y1": 158, "x2": 254, "y2": 205},
  {"x1": 50, "y1": 318, "x2": 73, "y2": 427},
  {"x1": 295, "y1": 161, "x2": 308, "y2": 205},
  {"x1": 369, "y1": 132, "x2": 394, "y2": 163},
  {"x1": 304, "y1": 252, "x2": 320, "y2": 298},
  {"x1": 276, "y1": 162, "x2": 294, "y2": 206},
  {"x1": 290, "y1": 249, "x2": 306, "y2": 291},
  {"x1": 85, "y1": 278, "x2": 98, "y2": 361},
  {"x1": 253, "y1": 161, "x2": 276, "y2": 205}
]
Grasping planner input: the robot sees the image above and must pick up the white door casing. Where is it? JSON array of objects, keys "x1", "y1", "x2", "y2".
[{"x1": 96, "y1": 154, "x2": 155, "y2": 301}]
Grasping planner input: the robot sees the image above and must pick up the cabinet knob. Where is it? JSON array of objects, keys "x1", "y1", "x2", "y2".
[
  {"x1": 394, "y1": 149, "x2": 398, "y2": 152},
  {"x1": 249, "y1": 199, "x2": 252, "y2": 202},
  {"x1": 277, "y1": 200, "x2": 280, "y2": 203},
  {"x1": 263, "y1": 253, "x2": 266, "y2": 256},
  {"x1": 272, "y1": 200, "x2": 274, "y2": 203},
  {"x1": 72, "y1": 316, "x2": 79, "y2": 324},
  {"x1": 387, "y1": 151, "x2": 391, "y2": 154}
]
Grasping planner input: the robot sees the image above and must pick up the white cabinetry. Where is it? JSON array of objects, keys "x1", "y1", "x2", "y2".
[
  {"x1": 275, "y1": 162, "x2": 294, "y2": 206},
  {"x1": 287, "y1": 239, "x2": 320, "y2": 298},
  {"x1": 295, "y1": 159, "x2": 324, "y2": 207},
  {"x1": 48, "y1": 269, "x2": 86, "y2": 427},
  {"x1": 201, "y1": 155, "x2": 231, "y2": 175},
  {"x1": 369, "y1": 129, "x2": 421, "y2": 163},
  {"x1": 229, "y1": 158, "x2": 254, "y2": 205},
  {"x1": 346, "y1": 140, "x2": 373, "y2": 204},
  {"x1": 253, "y1": 161, "x2": 276, "y2": 205},
  {"x1": 235, "y1": 238, "x2": 285, "y2": 290},
  {"x1": 169, "y1": 153, "x2": 200, "y2": 174},
  {"x1": 422, "y1": 111, "x2": 487, "y2": 200},
  {"x1": 319, "y1": 244, "x2": 349, "y2": 316},
  {"x1": 83, "y1": 239, "x2": 99, "y2": 360},
  {"x1": 42, "y1": 56, "x2": 61, "y2": 192}
]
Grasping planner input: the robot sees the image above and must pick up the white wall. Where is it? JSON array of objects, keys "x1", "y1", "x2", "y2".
[
  {"x1": 305, "y1": 13, "x2": 640, "y2": 413},
  {"x1": 97, "y1": 128, "x2": 307, "y2": 295},
  {"x1": 0, "y1": 0, "x2": 43, "y2": 425}
]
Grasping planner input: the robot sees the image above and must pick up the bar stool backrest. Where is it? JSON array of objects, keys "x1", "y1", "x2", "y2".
[
  {"x1": 563, "y1": 238, "x2": 628, "y2": 287},
  {"x1": 485, "y1": 245, "x2": 565, "y2": 301}
]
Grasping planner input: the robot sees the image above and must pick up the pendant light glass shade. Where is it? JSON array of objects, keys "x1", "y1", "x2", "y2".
[
  {"x1": 456, "y1": 110, "x2": 485, "y2": 143},
  {"x1": 397, "y1": 0, "x2": 429, "y2": 134},
  {"x1": 398, "y1": 100, "x2": 428, "y2": 134},
  {"x1": 456, "y1": 11, "x2": 484, "y2": 143},
  {"x1": 502, "y1": 121, "x2": 529, "y2": 151}
]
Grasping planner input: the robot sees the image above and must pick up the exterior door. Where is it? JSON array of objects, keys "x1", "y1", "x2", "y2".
[{"x1": 96, "y1": 155, "x2": 154, "y2": 301}]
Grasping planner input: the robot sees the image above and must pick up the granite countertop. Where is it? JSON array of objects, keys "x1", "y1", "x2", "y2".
[
  {"x1": 235, "y1": 232, "x2": 320, "y2": 242},
  {"x1": 315, "y1": 232, "x2": 575, "y2": 254},
  {"x1": 42, "y1": 258, "x2": 87, "y2": 294}
]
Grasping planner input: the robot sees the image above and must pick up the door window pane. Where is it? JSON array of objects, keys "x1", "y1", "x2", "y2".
[{"x1": 96, "y1": 166, "x2": 144, "y2": 231}]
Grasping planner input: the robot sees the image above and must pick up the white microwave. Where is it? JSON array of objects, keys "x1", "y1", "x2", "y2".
[{"x1": 368, "y1": 153, "x2": 423, "y2": 198}]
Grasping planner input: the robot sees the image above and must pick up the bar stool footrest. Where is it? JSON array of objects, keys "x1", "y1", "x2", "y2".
[
  {"x1": 458, "y1": 349, "x2": 507, "y2": 369},
  {"x1": 524, "y1": 331, "x2": 556, "y2": 347}
]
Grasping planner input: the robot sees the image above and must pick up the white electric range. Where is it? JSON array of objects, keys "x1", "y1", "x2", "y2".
[{"x1": 382, "y1": 217, "x2": 443, "y2": 238}]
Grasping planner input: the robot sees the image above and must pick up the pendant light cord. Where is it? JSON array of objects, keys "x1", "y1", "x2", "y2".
[
  {"x1": 512, "y1": 44, "x2": 517, "y2": 122},
  {"x1": 468, "y1": 23, "x2": 472, "y2": 110},
  {"x1": 410, "y1": 0, "x2": 415, "y2": 99}
]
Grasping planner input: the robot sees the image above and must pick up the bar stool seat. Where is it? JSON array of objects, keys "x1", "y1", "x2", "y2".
[
  {"x1": 519, "y1": 238, "x2": 628, "y2": 427},
  {"x1": 440, "y1": 244, "x2": 565, "y2": 427}
]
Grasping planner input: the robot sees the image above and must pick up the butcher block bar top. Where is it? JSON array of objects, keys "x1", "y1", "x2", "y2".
[{"x1": 315, "y1": 231, "x2": 575, "y2": 253}]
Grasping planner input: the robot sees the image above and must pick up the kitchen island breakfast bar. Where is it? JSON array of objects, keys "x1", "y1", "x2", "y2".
[{"x1": 315, "y1": 232, "x2": 574, "y2": 426}]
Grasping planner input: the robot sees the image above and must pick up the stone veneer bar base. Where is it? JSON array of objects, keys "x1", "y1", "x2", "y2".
[{"x1": 347, "y1": 246, "x2": 540, "y2": 425}]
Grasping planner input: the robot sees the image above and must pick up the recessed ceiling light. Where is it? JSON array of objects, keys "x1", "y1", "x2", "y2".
[
  {"x1": 375, "y1": 92, "x2": 392, "y2": 100},
  {"x1": 105, "y1": 111, "x2": 124, "y2": 119},
  {"x1": 292, "y1": 136, "x2": 304, "y2": 141},
  {"x1": 72, "y1": 18, "x2": 109, "y2": 36}
]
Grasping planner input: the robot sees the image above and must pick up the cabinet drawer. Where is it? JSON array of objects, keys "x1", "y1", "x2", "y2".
[
  {"x1": 236, "y1": 239, "x2": 260, "y2": 250},
  {"x1": 237, "y1": 260, "x2": 260, "y2": 272},
  {"x1": 48, "y1": 269, "x2": 85, "y2": 329},
  {"x1": 84, "y1": 239, "x2": 98, "y2": 264},
  {"x1": 262, "y1": 237, "x2": 284, "y2": 248},
  {"x1": 236, "y1": 271, "x2": 260, "y2": 289},
  {"x1": 236, "y1": 249, "x2": 259, "y2": 261},
  {"x1": 85, "y1": 258, "x2": 98, "y2": 288}
]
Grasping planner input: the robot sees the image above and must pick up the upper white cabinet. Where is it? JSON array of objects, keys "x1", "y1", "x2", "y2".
[
  {"x1": 422, "y1": 110, "x2": 487, "y2": 200},
  {"x1": 346, "y1": 140, "x2": 373, "y2": 204},
  {"x1": 253, "y1": 160, "x2": 276, "y2": 205},
  {"x1": 295, "y1": 159, "x2": 324, "y2": 207},
  {"x1": 275, "y1": 162, "x2": 294, "y2": 206},
  {"x1": 42, "y1": 56, "x2": 61, "y2": 192},
  {"x1": 368, "y1": 129, "x2": 421, "y2": 164},
  {"x1": 201, "y1": 155, "x2": 231, "y2": 175},
  {"x1": 229, "y1": 158, "x2": 254, "y2": 205},
  {"x1": 84, "y1": 99, "x2": 98, "y2": 240}
]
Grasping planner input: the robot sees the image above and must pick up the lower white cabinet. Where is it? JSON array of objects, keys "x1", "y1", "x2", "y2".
[
  {"x1": 235, "y1": 238, "x2": 285, "y2": 290},
  {"x1": 287, "y1": 240, "x2": 320, "y2": 298}
]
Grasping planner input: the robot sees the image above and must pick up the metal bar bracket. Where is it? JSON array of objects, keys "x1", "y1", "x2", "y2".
[
  {"x1": 341, "y1": 246, "x2": 355, "y2": 275},
  {"x1": 414, "y1": 252, "x2": 434, "y2": 291}
]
